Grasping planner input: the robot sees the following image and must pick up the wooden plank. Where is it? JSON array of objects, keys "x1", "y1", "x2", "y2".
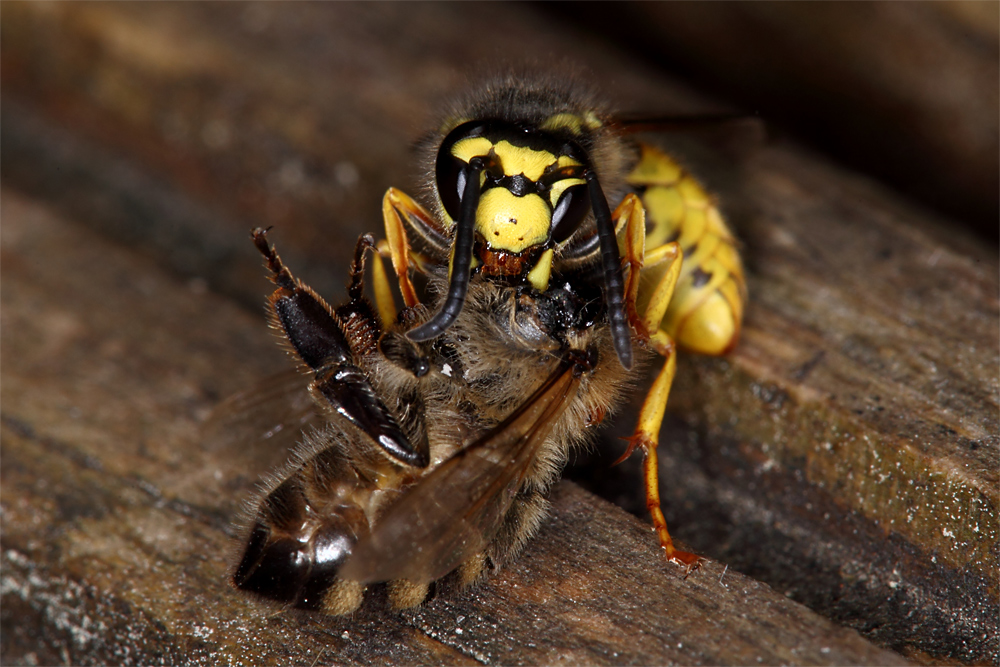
[
  {"x1": 563, "y1": 1, "x2": 1000, "y2": 239},
  {"x1": 651, "y1": 146, "x2": 999, "y2": 663},
  {"x1": 0, "y1": 1, "x2": 711, "y2": 308},
  {"x1": 0, "y1": 189, "x2": 909, "y2": 665},
  {"x1": 1, "y1": 3, "x2": 996, "y2": 663}
]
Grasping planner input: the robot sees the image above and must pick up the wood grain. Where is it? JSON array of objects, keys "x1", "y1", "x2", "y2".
[
  {"x1": 0, "y1": 189, "x2": 909, "y2": 665},
  {"x1": 1, "y1": 2, "x2": 996, "y2": 663}
]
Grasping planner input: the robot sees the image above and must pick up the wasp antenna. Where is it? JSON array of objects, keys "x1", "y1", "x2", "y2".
[
  {"x1": 407, "y1": 158, "x2": 484, "y2": 342},
  {"x1": 586, "y1": 171, "x2": 633, "y2": 370}
]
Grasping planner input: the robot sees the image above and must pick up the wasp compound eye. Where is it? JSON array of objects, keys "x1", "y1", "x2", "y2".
[
  {"x1": 436, "y1": 121, "x2": 490, "y2": 222},
  {"x1": 436, "y1": 152, "x2": 465, "y2": 221},
  {"x1": 550, "y1": 184, "x2": 590, "y2": 244}
]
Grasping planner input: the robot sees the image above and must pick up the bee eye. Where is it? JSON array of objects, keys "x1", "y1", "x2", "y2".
[
  {"x1": 550, "y1": 184, "x2": 590, "y2": 244},
  {"x1": 436, "y1": 153, "x2": 465, "y2": 222}
]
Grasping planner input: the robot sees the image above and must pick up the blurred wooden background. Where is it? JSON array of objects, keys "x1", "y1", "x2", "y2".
[{"x1": 2, "y1": 3, "x2": 997, "y2": 665}]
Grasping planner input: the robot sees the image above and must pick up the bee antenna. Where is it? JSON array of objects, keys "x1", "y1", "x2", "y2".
[
  {"x1": 585, "y1": 170, "x2": 633, "y2": 370},
  {"x1": 407, "y1": 157, "x2": 485, "y2": 342}
]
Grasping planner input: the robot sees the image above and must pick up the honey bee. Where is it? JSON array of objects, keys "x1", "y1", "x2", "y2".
[{"x1": 228, "y1": 72, "x2": 746, "y2": 614}]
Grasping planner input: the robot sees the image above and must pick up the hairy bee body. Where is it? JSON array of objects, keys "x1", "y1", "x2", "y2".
[{"x1": 229, "y1": 73, "x2": 744, "y2": 614}]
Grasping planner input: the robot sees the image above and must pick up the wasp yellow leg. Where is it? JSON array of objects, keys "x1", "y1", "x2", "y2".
[
  {"x1": 632, "y1": 330, "x2": 702, "y2": 571},
  {"x1": 614, "y1": 327, "x2": 675, "y2": 466},
  {"x1": 614, "y1": 191, "x2": 702, "y2": 570},
  {"x1": 369, "y1": 247, "x2": 397, "y2": 327},
  {"x1": 615, "y1": 193, "x2": 683, "y2": 338},
  {"x1": 382, "y1": 187, "x2": 430, "y2": 308},
  {"x1": 639, "y1": 243, "x2": 683, "y2": 336},
  {"x1": 613, "y1": 194, "x2": 644, "y2": 306}
]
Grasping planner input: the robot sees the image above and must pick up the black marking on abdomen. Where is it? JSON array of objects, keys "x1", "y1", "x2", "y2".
[{"x1": 690, "y1": 266, "x2": 713, "y2": 288}]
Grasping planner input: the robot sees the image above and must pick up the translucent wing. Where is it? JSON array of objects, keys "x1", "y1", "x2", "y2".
[
  {"x1": 339, "y1": 361, "x2": 581, "y2": 585},
  {"x1": 203, "y1": 369, "x2": 320, "y2": 474}
]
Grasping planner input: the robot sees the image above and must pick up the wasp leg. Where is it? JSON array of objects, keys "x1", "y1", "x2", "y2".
[
  {"x1": 613, "y1": 202, "x2": 703, "y2": 571},
  {"x1": 614, "y1": 193, "x2": 645, "y2": 326},
  {"x1": 382, "y1": 187, "x2": 446, "y2": 309},
  {"x1": 632, "y1": 331, "x2": 703, "y2": 570},
  {"x1": 382, "y1": 188, "x2": 421, "y2": 308},
  {"x1": 370, "y1": 243, "x2": 398, "y2": 327}
]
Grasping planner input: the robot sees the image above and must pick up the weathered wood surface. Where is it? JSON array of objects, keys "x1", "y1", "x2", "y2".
[
  {"x1": 1, "y1": 2, "x2": 997, "y2": 664},
  {"x1": 0, "y1": 189, "x2": 911, "y2": 666},
  {"x1": 562, "y1": 1, "x2": 1000, "y2": 239}
]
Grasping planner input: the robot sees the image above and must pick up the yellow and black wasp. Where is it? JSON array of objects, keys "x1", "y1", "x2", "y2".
[{"x1": 228, "y1": 72, "x2": 746, "y2": 614}]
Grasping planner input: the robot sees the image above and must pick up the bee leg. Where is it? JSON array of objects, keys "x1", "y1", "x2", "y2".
[
  {"x1": 485, "y1": 486, "x2": 550, "y2": 571},
  {"x1": 251, "y1": 229, "x2": 428, "y2": 467},
  {"x1": 427, "y1": 488, "x2": 547, "y2": 605},
  {"x1": 382, "y1": 187, "x2": 441, "y2": 309},
  {"x1": 252, "y1": 228, "x2": 380, "y2": 368},
  {"x1": 320, "y1": 580, "x2": 366, "y2": 616},
  {"x1": 387, "y1": 579, "x2": 431, "y2": 610},
  {"x1": 613, "y1": 206, "x2": 702, "y2": 570},
  {"x1": 426, "y1": 487, "x2": 548, "y2": 605},
  {"x1": 457, "y1": 552, "x2": 488, "y2": 587}
]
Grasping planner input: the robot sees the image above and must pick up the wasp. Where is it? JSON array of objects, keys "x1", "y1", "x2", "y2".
[{"x1": 228, "y1": 72, "x2": 746, "y2": 614}]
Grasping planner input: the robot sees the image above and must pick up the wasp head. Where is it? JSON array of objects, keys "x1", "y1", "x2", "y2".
[{"x1": 407, "y1": 108, "x2": 633, "y2": 369}]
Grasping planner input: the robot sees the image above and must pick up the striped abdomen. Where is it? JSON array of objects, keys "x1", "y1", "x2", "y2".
[{"x1": 628, "y1": 144, "x2": 746, "y2": 355}]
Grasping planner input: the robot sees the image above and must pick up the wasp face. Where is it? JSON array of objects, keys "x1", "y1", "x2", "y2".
[
  {"x1": 410, "y1": 113, "x2": 633, "y2": 369},
  {"x1": 435, "y1": 120, "x2": 593, "y2": 290}
]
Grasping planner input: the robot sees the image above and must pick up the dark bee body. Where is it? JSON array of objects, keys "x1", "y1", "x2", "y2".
[
  {"x1": 230, "y1": 73, "x2": 744, "y2": 614},
  {"x1": 234, "y1": 237, "x2": 631, "y2": 613}
]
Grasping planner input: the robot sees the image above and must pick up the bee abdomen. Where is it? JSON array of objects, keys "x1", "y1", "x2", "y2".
[{"x1": 232, "y1": 476, "x2": 371, "y2": 614}]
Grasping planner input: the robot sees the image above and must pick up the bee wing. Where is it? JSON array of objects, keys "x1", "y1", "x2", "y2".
[
  {"x1": 203, "y1": 369, "x2": 320, "y2": 473},
  {"x1": 339, "y1": 361, "x2": 581, "y2": 585}
]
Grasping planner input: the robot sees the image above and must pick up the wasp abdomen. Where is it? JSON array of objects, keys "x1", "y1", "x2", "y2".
[{"x1": 627, "y1": 144, "x2": 746, "y2": 355}]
